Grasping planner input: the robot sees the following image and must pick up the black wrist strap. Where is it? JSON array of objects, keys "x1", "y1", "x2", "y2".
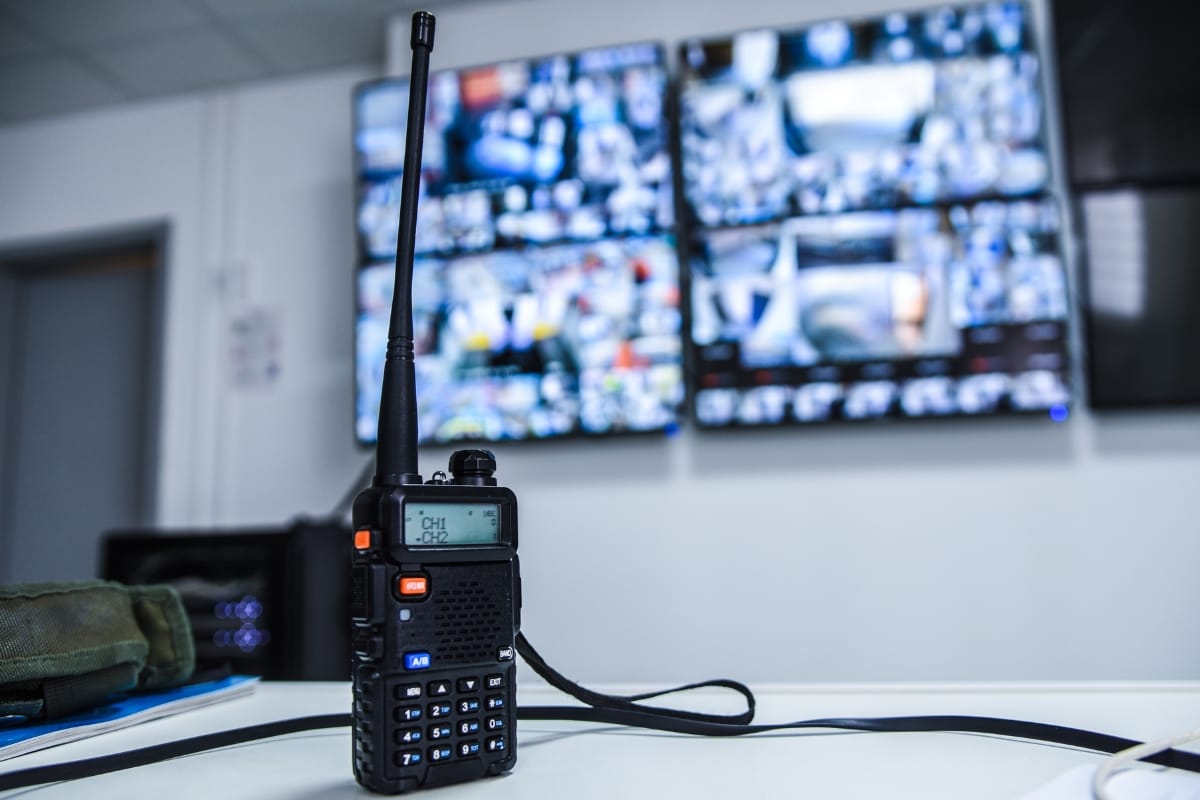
[
  {"x1": 3, "y1": 632, "x2": 1199, "y2": 792},
  {"x1": 514, "y1": 631, "x2": 757, "y2": 726}
]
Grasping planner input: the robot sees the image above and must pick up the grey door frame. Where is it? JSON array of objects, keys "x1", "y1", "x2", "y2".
[{"x1": 0, "y1": 221, "x2": 170, "y2": 575}]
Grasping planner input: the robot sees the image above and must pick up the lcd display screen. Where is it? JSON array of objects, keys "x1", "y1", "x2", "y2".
[
  {"x1": 404, "y1": 503, "x2": 501, "y2": 547},
  {"x1": 354, "y1": 43, "x2": 683, "y2": 444},
  {"x1": 678, "y1": 3, "x2": 1072, "y2": 427}
]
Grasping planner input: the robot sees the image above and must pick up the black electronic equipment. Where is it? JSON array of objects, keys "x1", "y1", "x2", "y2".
[
  {"x1": 351, "y1": 12, "x2": 521, "y2": 793},
  {"x1": 102, "y1": 519, "x2": 352, "y2": 681}
]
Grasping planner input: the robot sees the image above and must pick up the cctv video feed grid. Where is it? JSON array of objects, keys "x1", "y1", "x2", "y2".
[
  {"x1": 678, "y1": 2, "x2": 1073, "y2": 427},
  {"x1": 354, "y1": 43, "x2": 684, "y2": 444}
]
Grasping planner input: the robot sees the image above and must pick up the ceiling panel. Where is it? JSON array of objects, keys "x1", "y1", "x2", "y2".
[
  {"x1": 197, "y1": 0, "x2": 385, "y2": 21},
  {"x1": 89, "y1": 29, "x2": 268, "y2": 97},
  {"x1": 0, "y1": 57, "x2": 127, "y2": 123},
  {"x1": 0, "y1": 0, "x2": 206, "y2": 46},
  {"x1": 0, "y1": 14, "x2": 42, "y2": 59},
  {"x1": 232, "y1": 9, "x2": 387, "y2": 73},
  {"x1": 0, "y1": 0, "x2": 488, "y2": 125}
]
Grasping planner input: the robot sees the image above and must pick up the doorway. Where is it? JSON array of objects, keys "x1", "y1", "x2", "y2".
[{"x1": 0, "y1": 225, "x2": 166, "y2": 583}]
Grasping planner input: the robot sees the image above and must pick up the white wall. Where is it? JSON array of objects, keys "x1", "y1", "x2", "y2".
[
  {"x1": 210, "y1": 70, "x2": 374, "y2": 524},
  {"x1": 0, "y1": 95, "x2": 219, "y2": 527},
  {"x1": 0, "y1": 66, "x2": 373, "y2": 532},
  {"x1": 0, "y1": 0, "x2": 1196, "y2": 685}
]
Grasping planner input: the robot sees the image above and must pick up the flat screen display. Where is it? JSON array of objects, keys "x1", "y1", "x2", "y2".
[
  {"x1": 1081, "y1": 186, "x2": 1200, "y2": 408},
  {"x1": 1053, "y1": 0, "x2": 1200, "y2": 187},
  {"x1": 678, "y1": 3, "x2": 1072, "y2": 427},
  {"x1": 1053, "y1": 1, "x2": 1200, "y2": 410},
  {"x1": 354, "y1": 44, "x2": 683, "y2": 445}
]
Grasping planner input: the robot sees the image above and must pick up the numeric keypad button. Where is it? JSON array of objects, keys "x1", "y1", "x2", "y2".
[
  {"x1": 396, "y1": 705, "x2": 422, "y2": 722},
  {"x1": 395, "y1": 727, "x2": 422, "y2": 745}
]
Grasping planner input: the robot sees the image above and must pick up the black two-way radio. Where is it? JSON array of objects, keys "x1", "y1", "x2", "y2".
[{"x1": 349, "y1": 11, "x2": 520, "y2": 793}]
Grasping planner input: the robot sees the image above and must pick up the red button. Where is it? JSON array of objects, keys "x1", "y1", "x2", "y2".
[
  {"x1": 398, "y1": 575, "x2": 428, "y2": 597},
  {"x1": 354, "y1": 529, "x2": 372, "y2": 550}
]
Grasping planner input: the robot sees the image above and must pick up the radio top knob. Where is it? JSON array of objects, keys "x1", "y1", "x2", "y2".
[{"x1": 449, "y1": 449, "x2": 497, "y2": 486}]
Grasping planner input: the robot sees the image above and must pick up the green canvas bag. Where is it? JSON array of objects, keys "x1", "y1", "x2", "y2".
[{"x1": 0, "y1": 581, "x2": 195, "y2": 721}]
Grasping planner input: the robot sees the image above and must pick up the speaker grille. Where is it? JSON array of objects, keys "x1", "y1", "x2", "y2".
[{"x1": 401, "y1": 563, "x2": 514, "y2": 666}]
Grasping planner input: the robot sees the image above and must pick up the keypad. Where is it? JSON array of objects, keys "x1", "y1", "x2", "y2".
[{"x1": 388, "y1": 669, "x2": 512, "y2": 773}]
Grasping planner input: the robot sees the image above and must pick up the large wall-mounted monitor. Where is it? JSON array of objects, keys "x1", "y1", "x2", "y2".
[
  {"x1": 1053, "y1": 0, "x2": 1200, "y2": 409},
  {"x1": 677, "y1": 2, "x2": 1072, "y2": 428},
  {"x1": 353, "y1": 43, "x2": 683, "y2": 445},
  {"x1": 1053, "y1": 0, "x2": 1200, "y2": 189},
  {"x1": 1076, "y1": 187, "x2": 1200, "y2": 409}
]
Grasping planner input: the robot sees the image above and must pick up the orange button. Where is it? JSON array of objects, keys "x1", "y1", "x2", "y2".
[
  {"x1": 354, "y1": 529, "x2": 372, "y2": 550},
  {"x1": 398, "y1": 575, "x2": 428, "y2": 597}
]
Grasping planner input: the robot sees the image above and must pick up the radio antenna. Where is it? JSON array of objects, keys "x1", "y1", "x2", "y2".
[{"x1": 375, "y1": 10, "x2": 435, "y2": 487}]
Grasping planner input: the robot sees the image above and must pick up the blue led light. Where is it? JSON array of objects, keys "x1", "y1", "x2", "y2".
[{"x1": 1049, "y1": 404, "x2": 1069, "y2": 423}]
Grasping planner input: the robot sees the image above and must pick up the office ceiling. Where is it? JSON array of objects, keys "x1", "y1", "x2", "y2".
[{"x1": 0, "y1": 0, "x2": 480, "y2": 125}]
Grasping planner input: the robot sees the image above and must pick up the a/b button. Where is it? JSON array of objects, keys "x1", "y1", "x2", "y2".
[{"x1": 404, "y1": 652, "x2": 431, "y2": 671}]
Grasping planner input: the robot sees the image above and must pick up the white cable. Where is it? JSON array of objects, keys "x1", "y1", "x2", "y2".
[{"x1": 1092, "y1": 725, "x2": 1200, "y2": 800}]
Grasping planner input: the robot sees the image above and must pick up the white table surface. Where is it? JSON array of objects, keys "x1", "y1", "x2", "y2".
[{"x1": 3, "y1": 680, "x2": 1200, "y2": 799}]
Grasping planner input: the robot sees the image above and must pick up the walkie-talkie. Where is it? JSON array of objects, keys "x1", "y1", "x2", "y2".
[{"x1": 350, "y1": 11, "x2": 520, "y2": 793}]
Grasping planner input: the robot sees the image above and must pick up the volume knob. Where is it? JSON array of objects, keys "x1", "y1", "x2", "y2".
[{"x1": 449, "y1": 449, "x2": 497, "y2": 486}]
